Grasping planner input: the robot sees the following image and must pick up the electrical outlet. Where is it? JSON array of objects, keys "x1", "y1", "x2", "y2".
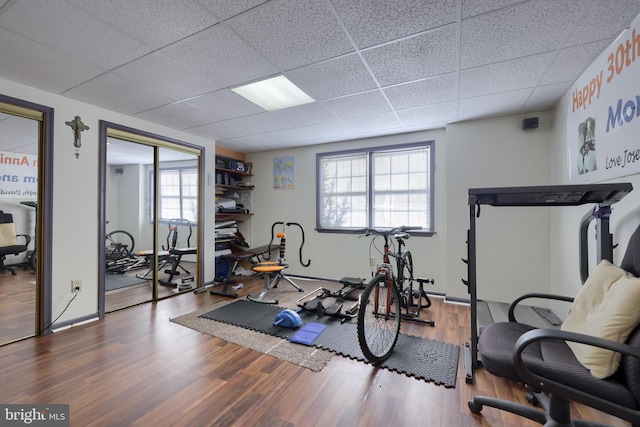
[
  {"x1": 71, "y1": 279, "x2": 82, "y2": 293},
  {"x1": 370, "y1": 257, "x2": 376, "y2": 267}
]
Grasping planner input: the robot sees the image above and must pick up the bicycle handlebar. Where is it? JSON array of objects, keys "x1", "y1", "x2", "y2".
[{"x1": 354, "y1": 225, "x2": 422, "y2": 239}]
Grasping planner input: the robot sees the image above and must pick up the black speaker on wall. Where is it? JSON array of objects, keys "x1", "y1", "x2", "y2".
[{"x1": 522, "y1": 117, "x2": 539, "y2": 130}]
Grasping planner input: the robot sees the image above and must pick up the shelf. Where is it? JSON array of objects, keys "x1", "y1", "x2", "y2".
[
  {"x1": 216, "y1": 166, "x2": 252, "y2": 177},
  {"x1": 216, "y1": 213, "x2": 253, "y2": 221},
  {"x1": 216, "y1": 184, "x2": 253, "y2": 191}
]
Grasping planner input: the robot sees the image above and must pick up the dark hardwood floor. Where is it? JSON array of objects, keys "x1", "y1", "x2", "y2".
[{"x1": 0, "y1": 269, "x2": 630, "y2": 426}]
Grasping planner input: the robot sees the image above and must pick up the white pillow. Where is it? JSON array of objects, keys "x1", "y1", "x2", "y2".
[
  {"x1": 561, "y1": 259, "x2": 640, "y2": 379},
  {"x1": 0, "y1": 223, "x2": 17, "y2": 247}
]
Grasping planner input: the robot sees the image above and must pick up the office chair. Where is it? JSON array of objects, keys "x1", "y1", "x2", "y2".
[
  {"x1": 469, "y1": 224, "x2": 640, "y2": 426},
  {"x1": 0, "y1": 210, "x2": 31, "y2": 275}
]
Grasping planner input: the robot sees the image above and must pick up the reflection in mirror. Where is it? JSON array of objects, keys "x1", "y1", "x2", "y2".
[
  {"x1": 157, "y1": 147, "x2": 199, "y2": 292},
  {"x1": 104, "y1": 137, "x2": 200, "y2": 313},
  {"x1": 105, "y1": 138, "x2": 155, "y2": 312},
  {"x1": 0, "y1": 113, "x2": 38, "y2": 344}
]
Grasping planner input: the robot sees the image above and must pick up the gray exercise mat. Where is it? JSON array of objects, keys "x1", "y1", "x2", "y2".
[{"x1": 200, "y1": 300, "x2": 459, "y2": 387}]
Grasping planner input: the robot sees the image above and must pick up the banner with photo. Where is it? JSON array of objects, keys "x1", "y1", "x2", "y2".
[
  {"x1": 0, "y1": 151, "x2": 38, "y2": 199},
  {"x1": 568, "y1": 13, "x2": 640, "y2": 182}
]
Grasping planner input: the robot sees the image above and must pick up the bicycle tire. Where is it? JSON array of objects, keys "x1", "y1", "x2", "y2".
[
  {"x1": 357, "y1": 273, "x2": 401, "y2": 364},
  {"x1": 399, "y1": 251, "x2": 414, "y2": 306},
  {"x1": 106, "y1": 230, "x2": 135, "y2": 261}
]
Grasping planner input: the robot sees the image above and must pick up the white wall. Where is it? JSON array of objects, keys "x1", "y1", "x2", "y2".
[
  {"x1": 445, "y1": 113, "x2": 552, "y2": 301},
  {"x1": 248, "y1": 129, "x2": 448, "y2": 292},
  {"x1": 1, "y1": 77, "x2": 217, "y2": 325},
  {"x1": 248, "y1": 114, "x2": 553, "y2": 302}
]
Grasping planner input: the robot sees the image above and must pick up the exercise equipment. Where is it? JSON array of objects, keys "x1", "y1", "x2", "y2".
[
  {"x1": 247, "y1": 221, "x2": 310, "y2": 304},
  {"x1": 273, "y1": 309, "x2": 302, "y2": 328},
  {"x1": 159, "y1": 218, "x2": 197, "y2": 287},
  {"x1": 296, "y1": 277, "x2": 364, "y2": 323},
  {"x1": 207, "y1": 244, "x2": 277, "y2": 298},
  {"x1": 462, "y1": 182, "x2": 633, "y2": 384}
]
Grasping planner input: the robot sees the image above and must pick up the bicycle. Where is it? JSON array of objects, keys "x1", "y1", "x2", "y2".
[
  {"x1": 105, "y1": 230, "x2": 147, "y2": 273},
  {"x1": 356, "y1": 226, "x2": 434, "y2": 364}
]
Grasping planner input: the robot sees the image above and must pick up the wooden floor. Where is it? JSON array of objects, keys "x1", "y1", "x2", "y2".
[{"x1": 0, "y1": 270, "x2": 630, "y2": 426}]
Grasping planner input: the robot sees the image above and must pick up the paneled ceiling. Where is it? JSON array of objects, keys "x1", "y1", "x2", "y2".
[{"x1": 1, "y1": 0, "x2": 639, "y2": 153}]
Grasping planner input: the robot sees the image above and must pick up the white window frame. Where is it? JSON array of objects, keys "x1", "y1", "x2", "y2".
[
  {"x1": 156, "y1": 166, "x2": 198, "y2": 223},
  {"x1": 316, "y1": 141, "x2": 435, "y2": 234}
]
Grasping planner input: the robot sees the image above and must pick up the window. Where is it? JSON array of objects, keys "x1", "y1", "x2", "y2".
[
  {"x1": 158, "y1": 167, "x2": 198, "y2": 223},
  {"x1": 317, "y1": 142, "x2": 434, "y2": 232}
]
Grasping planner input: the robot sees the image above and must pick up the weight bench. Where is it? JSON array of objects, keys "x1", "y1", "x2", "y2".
[{"x1": 208, "y1": 244, "x2": 278, "y2": 298}]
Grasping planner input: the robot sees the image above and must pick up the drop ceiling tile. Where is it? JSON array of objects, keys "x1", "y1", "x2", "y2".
[
  {"x1": 270, "y1": 102, "x2": 338, "y2": 128},
  {"x1": 160, "y1": 25, "x2": 278, "y2": 88},
  {"x1": 460, "y1": 0, "x2": 583, "y2": 69},
  {"x1": 188, "y1": 120, "x2": 249, "y2": 140},
  {"x1": 458, "y1": 88, "x2": 533, "y2": 121},
  {"x1": 228, "y1": 0, "x2": 353, "y2": 70},
  {"x1": 565, "y1": 1, "x2": 640, "y2": 46},
  {"x1": 0, "y1": 28, "x2": 103, "y2": 93},
  {"x1": 461, "y1": 0, "x2": 525, "y2": 19},
  {"x1": 524, "y1": 81, "x2": 572, "y2": 111},
  {"x1": 321, "y1": 91, "x2": 391, "y2": 120},
  {"x1": 285, "y1": 54, "x2": 377, "y2": 101},
  {"x1": 185, "y1": 90, "x2": 265, "y2": 120},
  {"x1": 0, "y1": 0, "x2": 151, "y2": 70},
  {"x1": 384, "y1": 73, "x2": 457, "y2": 110},
  {"x1": 460, "y1": 52, "x2": 555, "y2": 98},
  {"x1": 343, "y1": 112, "x2": 402, "y2": 134},
  {"x1": 540, "y1": 40, "x2": 611, "y2": 85},
  {"x1": 67, "y1": 0, "x2": 219, "y2": 49},
  {"x1": 221, "y1": 103, "x2": 339, "y2": 138},
  {"x1": 134, "y1": 102, "x2": 223, "y2": 130},
  {"x1": 114, "y1": 53, "x2": 224, "y2": 99},
  {"x1": 396, "y1": 102, "x2": 458, "y2": 126},
  {"x1": 331, "y1": 0, "x2": 457, "y2": 48},
  {"x1": 64, "y1": 73, "x2": 177, "y2": 115},
  {"x1": 199, "y1": 0, "x2": 269, "y2": 20},
  {"x1": 225, "y1": 112, "x2": 291, "y2": 136},
  {"x1": 363, "y1": 25, "x2": 457, "y2": 86}
]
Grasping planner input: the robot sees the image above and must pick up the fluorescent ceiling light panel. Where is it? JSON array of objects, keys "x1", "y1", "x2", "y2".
[{"x1": 231, "y1": 75, "x2": 314, "y2": 111}]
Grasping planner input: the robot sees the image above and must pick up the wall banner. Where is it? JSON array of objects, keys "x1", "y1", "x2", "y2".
[
  {"x1": 568, "y1": 14, "x2": 640, "y2": 182},
  {"x1": 0, "y1": 151, "x2": 38, "y2": 198}
]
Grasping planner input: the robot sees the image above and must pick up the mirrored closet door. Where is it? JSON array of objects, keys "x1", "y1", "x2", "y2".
[{"x1": 100, "y1": 122, "x2": 203, "y2": 314}]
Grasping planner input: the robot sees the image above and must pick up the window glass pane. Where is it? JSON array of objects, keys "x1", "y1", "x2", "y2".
[
  {"x1": 158, "y1": 167, "x2": 198, "y2": 223},
  {"x1": 318, "y1": 143, "x2": 432, "y2": 231}
]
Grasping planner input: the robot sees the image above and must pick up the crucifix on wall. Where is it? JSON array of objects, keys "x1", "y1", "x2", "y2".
[{"x1": 65, "y1": 115, "x2": 89, "y2": 159}]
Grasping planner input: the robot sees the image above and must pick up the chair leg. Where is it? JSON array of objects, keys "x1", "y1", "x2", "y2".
[
  {"x1": 279, "y1": 274, "x2": 305, "y2": 293},
  {"x1": 247, "y1": 272, "x2": 279, "y2": 304},
  {"x1": 469, "y1": 395, "x2": 548, "y2": 425}
]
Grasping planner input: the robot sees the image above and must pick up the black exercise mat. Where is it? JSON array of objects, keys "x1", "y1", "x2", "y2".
[
  {"x1": 105, "y1": 274, "x2": 148, "y2": 291},
  {"x1": 200, "y1": 300, "x2": 459, "y2": 387}
]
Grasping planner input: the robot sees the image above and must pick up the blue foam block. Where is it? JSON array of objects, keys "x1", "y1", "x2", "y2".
[{"x1": 290, "y1": 322, "x2": 327, "y2": 346}]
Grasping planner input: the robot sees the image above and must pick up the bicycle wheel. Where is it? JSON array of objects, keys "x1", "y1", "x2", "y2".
[
  {"x1": 357, "y1": 273, "x2": 401, "y2": 364},
  {"x1": 106, "y1": 230, "x2": 135, "y2": 261},
  {"x1": 399, "y1": 251, "x2": 414, "y2": 307}
]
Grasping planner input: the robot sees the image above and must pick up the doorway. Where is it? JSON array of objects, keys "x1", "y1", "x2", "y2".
[
  {"x1": 0, "y1": 94, "x2": 53, "y2": 345},
  {"x1": 99, "y1": 122, "x2": 203, "y2": 314}
]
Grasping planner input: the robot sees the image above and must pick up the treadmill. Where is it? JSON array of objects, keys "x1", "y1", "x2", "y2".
[{"x1": 463, "y1": 183, "x2": 633, "y2": 384}]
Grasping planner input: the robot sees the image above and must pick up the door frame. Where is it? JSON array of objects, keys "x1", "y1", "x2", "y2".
[
  {"x1": 0, "y1": 94, "x2": 54, "y2": 338},
  {"x1": 98, "y1": 121, "x2": 204, "y2": 316}
]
